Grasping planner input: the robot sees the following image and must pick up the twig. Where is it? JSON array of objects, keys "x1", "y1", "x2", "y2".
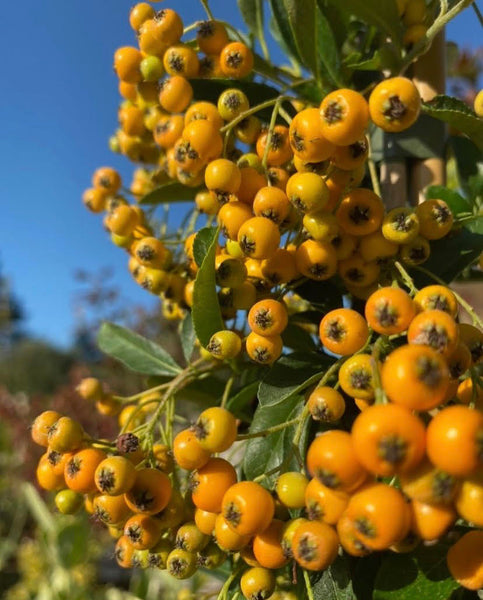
[
  {"x1": 303, "y1": 569, "x2": 315, "y2": 600},
  {"x1": 472, "y1": 2, "x2": 483, "y2": 27},
  {"x1": 400, "y1": 0, "x2": 474, "y2": 73},
  {"x1": 200, "y1": 0, "x2": 215, "y2": 20},
  {"x1": 221, "y1": 376, "x2": 235, "y2": 409}
]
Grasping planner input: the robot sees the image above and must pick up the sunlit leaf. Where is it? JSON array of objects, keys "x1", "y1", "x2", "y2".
[{"x1": 98, "y1": 322, "x2": 181, "y2": 376}]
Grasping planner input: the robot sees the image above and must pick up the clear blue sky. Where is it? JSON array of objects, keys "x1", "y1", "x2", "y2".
[{"x1": 0, "y1": 1, "x2": 481, "y2": 348}]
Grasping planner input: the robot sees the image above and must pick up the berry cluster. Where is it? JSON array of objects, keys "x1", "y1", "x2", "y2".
[
  {"x1": 32, "y1": 278, "x2": 483, "y2": 595},
  {"x1": 35, "y1": 1, "x2": 483, "y2": 597}
]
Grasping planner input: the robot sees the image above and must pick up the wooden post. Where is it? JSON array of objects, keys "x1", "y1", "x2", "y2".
[{"x1": 410, "y1": 31, "x2": 447, "y2": 205}]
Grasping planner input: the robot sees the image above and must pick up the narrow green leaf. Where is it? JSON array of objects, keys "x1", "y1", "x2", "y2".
[
  {"x1": 226, "y1": 380, "x2": 259, "y2": 420},
  {"x1": 139, "y1": 182, "x2": 200, "y2": 205},
  {"x1": 179, "y1": 313, "x2": 195, "y2": 363},
  {"x1": 243, "y1": 395, "x2": 307, "y2": 484},
  {"x1": 312, "y1": 555, "x2": 354, "y2": 600},
  {"x1": 283, "y1": 0, "x2": 318, "y2": 76},
  {"x1": 422, "y1": 95, "x2": 483, "y2": 151},
  {"x1": 258, "y1": 352, "x2": 334, "y2": 407},
  {"x1": 22, "y1": 483, "x2": 56, "y2": 535},
  {"x1": 98, "y1": 322, "x2": 181, "y2": 376},
  {"x1": 323, "y1": 0, "x2": 402, "y2": 48},
  {"x1": 192, "y1": 227, "x2": 224, "y2": 347},
  {"x1": 193, "y1": 226, "x2": 218, "y2": 268},
  {"x1": 238, "y1": 0, "x2": 265, "y2": 44},
  {"x1": 315, "y1": 5, "x2": 344, "y2": 88},
  {"x1": 269, "y1": 1, "x2": 303, "y2": 65},
  {"x1": 270, "y1": 0, "x2": 337, "y2": 81},
  {"x1": 426, "y1": 186, "x2": 472, "y2": 216},
  {"x1": 373, "y1": 543, "x2": 459, "y2": 600}
]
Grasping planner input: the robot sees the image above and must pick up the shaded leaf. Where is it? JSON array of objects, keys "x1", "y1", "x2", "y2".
[
  {"x1": 139, "y1": 182, "x2": 200, "y2": 205},
  {"x1": 269, "y1": 1, "x2": 303, "y2": 65},
  {"x1": 57, "y1": 521, "x2": 89, "y2": 568},
  {"x1": 295, "y1": 80, "x2": 325, "y2": 104},
  {"x1": 316, "y1": 5, "x2": 344, "y2": 87},
  {"x1": 191, "y1": 78, "x2": 283, "y2": 122},
  {"x1": 282, "y1": 322, "x2": 318, "y2": 352},
  {"x1": 238, "y1": 0, "x2": 265, "y2": 45},
  {"x1": 98, "y1": 322, "x2": 181, "y2": 376},
  {"x1": 192, "y1": 227, "x2": 224, "y2": 347},
  {"x1": 410, "y1": 227, "x2": 483, "y2": 286},
  {"x1": 353, "y1": 555, "x2": 384, "y2": 600},
  {"x1": 226, "y1": 380, "x2": 259, "y2": 420},
  {"x1": 312, "y1": 555, "x2": 354, "y2": 600},
  {"x1": 243, "y1": 395, "x2": 308, "y2": 485},
  {"x1": 373, "y1": 543, "x2": 459, "y2": 600},
  {"x1": 182, "y1": 375, "x2": 228, "y2": 406},
  {"x1": 179, "y1": 313, "x2": 195, "y2": 363},
  {"x1": 422, "y1": 96, "x2": 483, "y2": 150},
  {"x1": 426, "y1": 186, "x2": 472, "y2": 216},
  {"x1": 278, "y1": 0, "x2": 318, "y2": 76},
  {"x1": 345, "y1": 45, "x2": 400, "y2": 72},
  {"x1": 258, "y1": 352, "x2": 334, "y2": 406},
  {"x1": 449, "y1": 135, "x2": 483, "y2": 200},
  {"x1": 295, "y1": 279, "x2": 344, "y2": 312},
  {"x1": 323, "y1": 0, "x2": 402, "y2": 48}
]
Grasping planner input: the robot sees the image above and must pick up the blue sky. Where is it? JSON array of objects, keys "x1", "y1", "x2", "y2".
[{"x1": 0, "y1": 0, "x2": 481, "y2": 348}]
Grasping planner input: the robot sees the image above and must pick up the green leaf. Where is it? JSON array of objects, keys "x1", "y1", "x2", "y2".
[
  {"x1": 258, "y1": 352, "x2": 334, "y2": 407},
  {"x1": 449, "y1": 135, "x2": 483, "y2": 202},
  {"x1": 295, "y1": 81, "x2": 324, "y2": 104},
  {"x1": 323, "y1": 0, "x2": 402, "y2": 48},
  {"x1": 282, "y1": 322, "x2": 318, "y2": 352},
  {"x1": 238, "y1": 0, "x2": 265, "y2": 45},
  {"x1": 56, "y1": 521, "x2": 89, "y2": 568},
  {"x1": 179, "y1": 313, "x2": 195, "y2": 363},
  {"x1": 353, "y1": 555, "x2": 384, "y2": 600},
  {"x1": 269, "y1": 2, "x2": 303, "y2": 66},
  {"x1": 226, "y1": 380, "x2": 259, "y2": 420},
  {"x1": 295, "y1": 279, "x2": 344, "y2": 312},
  {"x1": 426, "y1": 186, "x2": 472, "y2": 216},
  {"x1": 315, "y1": 5, "x2": 344, "y2": 87},
  {"x1": 22, "y1": 483, "x2": 56, "y2": 535},
  {"x1": 411, "y1": 227, "x2": 483, "y2": 286},
  {"x1": 192, "y1": 227, "x2": 224, "y2": 347},
  {"x1": 97, "y1": 322, "x2": 181, "y2": 376},
  {"x1": 278, "y1": 0, "x2": 319, "y2": 75},
  {"x1": 345, "y1": 45, "x2": 401, "y2": 72},
  {"x1": 373, "y1": 543, "x2": 459, "y2": 600},
  {"x1": 181, "y1": 375, "x2": 227, "y2": 406},
  {"x1": 312, "y1": 555, "x2": 354, "y2": 600},
  {"x1": 139, "y1": 182, "x2": 200, "y2": 205},
  {"x1": 193, "y1": 226, "x2": 218, "y2": 268},
  {"x1": 465, "y1": 216, "x2": 483, "y2": 236},
  {"x1": 422, "y1": 95, "x2": 483, "y2": 151},
  {"x1": 243, "y1": 395, "x2": 308, "y2": 484}
]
